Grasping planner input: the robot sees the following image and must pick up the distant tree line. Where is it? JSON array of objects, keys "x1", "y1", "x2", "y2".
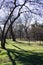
[
  {"x1": 0, "y1": 21, "x2": 43, "y2": 41},
  {"x1": 0, "y1": 0, "x2": 43, "y2": 48}
]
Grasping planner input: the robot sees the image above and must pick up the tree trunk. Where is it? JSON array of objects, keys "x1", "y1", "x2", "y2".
[
  {"x1": 25, "y1": 29, "x2": 30, "y2": 45},
  {"x1": 1, "y1": 37, "x2": 6, "y2": 49},
  {"x1": 10, "y1": 25, "x2": 16, "y2": 41}
]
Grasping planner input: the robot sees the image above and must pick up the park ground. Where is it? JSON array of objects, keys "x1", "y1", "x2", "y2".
[{"x1": 0, "y1": 39, "x2": 43, "y2": 65}]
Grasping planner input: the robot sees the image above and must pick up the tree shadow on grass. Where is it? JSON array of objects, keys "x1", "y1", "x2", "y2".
[
  {"x1": 13, "y1": 45, "x2": 27, "y2": 52},
  {"x1": 16, "y1": 41, "x2": 32, "y2": 45},
  {"x1": 16, "y1": 40, "x2": 27, "y2": 44},
  {"x1": 5, "y1": 48, "x2": 16, "y2": 65},
  {"x1": 5, "y1": 46, "x2": 43, "y2": 65}
]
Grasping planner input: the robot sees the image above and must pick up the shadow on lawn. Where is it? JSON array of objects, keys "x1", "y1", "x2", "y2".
[
  {"x1": 5, "y1": 45, "x2": 43, "y2": 65},
  {"x1": 16, "y1": 41, "x2": 32, "y2": 45},
  {"x1": 16, "y1": 40, "x2": 28, "y2": 44}
]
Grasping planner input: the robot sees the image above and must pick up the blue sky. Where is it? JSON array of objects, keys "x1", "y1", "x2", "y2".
[{"x1": 0, "y1": 0, "x2": 43, "y2": 25}]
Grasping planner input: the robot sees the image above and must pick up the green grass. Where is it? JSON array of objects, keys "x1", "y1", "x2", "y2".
[{"x1": 0, "y1": 39, "x2": 43, "y2": 65}]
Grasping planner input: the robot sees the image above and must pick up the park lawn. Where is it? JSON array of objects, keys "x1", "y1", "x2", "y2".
[{"x1": 0, "y1": 39, "x2": 43, "y2": 65}]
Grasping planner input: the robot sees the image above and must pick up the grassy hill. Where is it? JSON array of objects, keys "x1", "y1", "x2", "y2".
[{"x1": 0, "y1": 39, "x2": 43, "y2": 65}]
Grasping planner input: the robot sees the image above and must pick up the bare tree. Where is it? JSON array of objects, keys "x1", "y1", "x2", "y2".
[
  {"x1": 23, "y1": 13, "x2": 32, "y2": 44},
  {"x1": 1, "y1": 0, "x2": 27, "y2": 49},
  {"x1": 1, "y1": 0, "x2": 43, "y2": 48}
]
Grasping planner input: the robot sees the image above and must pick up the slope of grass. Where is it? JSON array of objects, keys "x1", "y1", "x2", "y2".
[{"x1": 0, "y1": 39, "x2": 43, "y2": 65}]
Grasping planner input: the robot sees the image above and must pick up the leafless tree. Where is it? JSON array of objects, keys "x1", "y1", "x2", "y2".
[
  {"x1": 23, "y1": 13, "x2": 32, "y2": 44},
  {"x1": 0, "y1": 0, "x2": 43, "y2": 48},
  {"x1": 1, "y1": 0, "x2": 28, "y2": 49}
]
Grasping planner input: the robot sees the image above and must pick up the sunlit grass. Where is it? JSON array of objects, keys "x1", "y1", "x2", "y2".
[{"x1": 0, "y1": 39, "x2": 43, "y2": 65}]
